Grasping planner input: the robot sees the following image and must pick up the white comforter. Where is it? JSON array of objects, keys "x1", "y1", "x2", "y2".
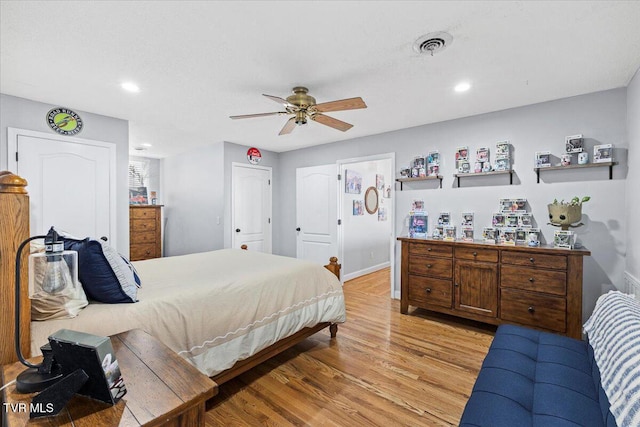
[{"x1": 31, "y1": 249, "x2": 346, "y2": 376}]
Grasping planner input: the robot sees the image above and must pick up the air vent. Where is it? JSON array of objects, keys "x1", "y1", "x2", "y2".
[{"x1": 413, "y1": 31, "x2": 453, "y2": 56}]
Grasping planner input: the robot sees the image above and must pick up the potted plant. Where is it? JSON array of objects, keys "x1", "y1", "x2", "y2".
[{"x1": 548, "y1": 196, "x2": 590, "y2": 230}]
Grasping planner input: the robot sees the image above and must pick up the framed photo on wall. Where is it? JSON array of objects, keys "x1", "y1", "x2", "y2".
[{"x1": 345, "y1": 169, "x2": 362, "y2": 194}]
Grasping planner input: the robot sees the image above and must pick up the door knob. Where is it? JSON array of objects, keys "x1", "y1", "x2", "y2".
[
  {"x1": 296, "y1": 227, "x2": 301, "y2": 231},
  {"x1": 235, "y1": 228, "x2": 241, "y2": 232}
]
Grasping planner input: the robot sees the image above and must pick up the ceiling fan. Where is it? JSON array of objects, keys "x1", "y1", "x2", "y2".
[{"x1": 230, "y1": 86, "x2": 367, "y2": 135}]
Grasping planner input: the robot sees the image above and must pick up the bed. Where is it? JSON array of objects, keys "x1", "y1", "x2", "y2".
[{"x1": 0, "y1": 171, "x2": 346, "y2": 385}]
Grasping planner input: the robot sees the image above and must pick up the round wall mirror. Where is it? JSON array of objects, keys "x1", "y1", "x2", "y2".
[{"x1": 364, "y1": 186, "x2": 379, "y2": 214}]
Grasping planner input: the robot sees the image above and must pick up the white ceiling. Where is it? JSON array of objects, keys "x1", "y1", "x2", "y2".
[{"x1": 2, "y1": 1, "x2": 640, "y2": 158}]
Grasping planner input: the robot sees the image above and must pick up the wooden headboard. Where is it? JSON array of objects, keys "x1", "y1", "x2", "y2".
[{"x1": 0, "y1": 171, "x2": 30, "y2": 366}]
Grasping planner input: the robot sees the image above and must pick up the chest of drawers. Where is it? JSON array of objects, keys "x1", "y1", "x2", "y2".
[
  {"x1": 399, "y1": 238, "x2": 590, "y2": 339},
  {"x1": 130, "y1": 205, "x2": 163, "y2": 261}
]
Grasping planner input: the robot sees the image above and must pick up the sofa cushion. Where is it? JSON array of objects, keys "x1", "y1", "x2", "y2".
[
  {"x1": 460, "y1": 324, "x2": 615, "y2": 427},
  {"x1": 584, "y1": 291, "x2": 640, "y2": 427}
]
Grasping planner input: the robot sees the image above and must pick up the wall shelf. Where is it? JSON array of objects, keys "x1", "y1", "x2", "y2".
[
  {"x1": 396, "y1": 175, "x2": 443, "y2": 190},
  {"x1": 534, "y1": 161, "x2": 618, "y2": 183},
  {"x1": 453, "y1": 170, "x2": 513, "y2": 187}
]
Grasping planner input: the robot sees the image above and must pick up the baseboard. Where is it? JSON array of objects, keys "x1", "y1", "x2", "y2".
[
  {"x1": 343, "y1": 262, "x2": 390, "y2": 282},
  {"x1": 624, "y1": 271, "x2": 640, "y2": 298}
]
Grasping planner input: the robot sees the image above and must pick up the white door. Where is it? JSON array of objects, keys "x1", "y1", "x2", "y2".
[
  {"x1": 231, "y1": 163, "x2": 272, "y2": 252},
  {"x1": 295, "y1": 164, "x2": 337, "y2": 265},
  {"x1": 8, "y1": 128, "x2": 116, "y2": 244}
]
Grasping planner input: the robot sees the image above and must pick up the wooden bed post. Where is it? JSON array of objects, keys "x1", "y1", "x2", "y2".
[{"x1": 0, "y1": 172, "x2": 30, "y2": 366}]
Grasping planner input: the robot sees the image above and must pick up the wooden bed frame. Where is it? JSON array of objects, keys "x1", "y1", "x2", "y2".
[{"x1": 0, "y1": 172, "x2": 340, "y2": 385}]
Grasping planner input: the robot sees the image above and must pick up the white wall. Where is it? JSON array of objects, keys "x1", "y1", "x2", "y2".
[
  {"x1": 625, "y1": 67, "x2": 640, "y2": 288},
  {"x1": 341, "y1": 158, "x2": 393, "y2": 279},
  {"x1": 0, "y1": 93, "x2": 130, "y2": 254},
  {"x1": 277, "y1": 88, "x2": 628, "y2": 320}
]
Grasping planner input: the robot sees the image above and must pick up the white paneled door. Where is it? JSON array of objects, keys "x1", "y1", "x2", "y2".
[
  {"x1": 231, "y1": 163, "x2": 272, "y2": 252},
  {"x1": 8, "y1": 128, "x2": 116, "y2": 245},
  {"x1": 295, "y1": 164, "x2": 337, "y2": 266}
]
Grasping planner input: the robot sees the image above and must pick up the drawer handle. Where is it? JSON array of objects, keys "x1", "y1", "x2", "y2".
[
  {"x1": 425, "y1": 288, "x2": 432, "y2": 293},
  {"x1": 427, "y1": 247, "x2": 432, "y2": 252},
  {"x1": 529, "y1": 257, "x2": 535, "y2": 263},
  {"x1": 427, "y1": 264, "x2": 432, "y2": 268},
  {"x1": 473, "y1": 251, "x2": 477, "y2": 256},
  {"x1": 455, "y1": 283, "x2": 459, "y2": 287},
  {"x1": 528, "y1": 306, "x2": 535, "y2": 314},
  {"x1": 528, "y1": 277, "x2": 535, "y2": 283}
]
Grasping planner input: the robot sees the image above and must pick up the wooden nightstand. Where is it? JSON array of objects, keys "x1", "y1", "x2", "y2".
[{"x1": 1, "y1": 329, "x2": 217, "y2": 426}]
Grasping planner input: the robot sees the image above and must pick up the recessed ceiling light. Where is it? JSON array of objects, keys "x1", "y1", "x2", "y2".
[
  {"x1": 454, "y1": 82, "x2": 471, "y2": 93},
  {"x1": 121, "y1": 82, "x2": 140, "y2": 93}
]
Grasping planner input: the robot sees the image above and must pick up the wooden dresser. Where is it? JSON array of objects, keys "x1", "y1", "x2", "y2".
[
  {"x1": 129, "y1": 205, "x2": 163, "y2": 261},
  {"x1": 398, "y1": 237, "x2": 590, "y2": 339}
]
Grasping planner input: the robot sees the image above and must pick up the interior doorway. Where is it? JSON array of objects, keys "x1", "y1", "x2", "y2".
[{"x1": 338, "y1": 153, "x2": 395, "y2": 297}]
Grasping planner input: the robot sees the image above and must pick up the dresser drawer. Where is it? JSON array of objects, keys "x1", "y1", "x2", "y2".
[
  {"x1": 501, "y1": 288, "x2": 566, "y2": 333},
  {"x1": 131, "y1": 230, "x2": 157, "y2": 244},
  {"x1": 408, "y1": 257, "x2": 453, "y2": 279},
  {"x1": 501, "y1": 251, "x2": 567, "y2": 270},
  {"x1": 131, "y1": 218, "x2": 157, "y2": 232},
  {"x1": 501, "y1": 265, "x2": 567, "y2": 296},
  {"x1": 131, "y1": 208, "x2": 158, "y2": 219},
  {"x1": 130, "y1": 243, "x2": 157, "y2": 261},
  {"x1": 408, "y1": 275, "x2": 453, "y2": 309},
  {"x1": 455, "y1": 247, "x2": 498, "y2": 263},
  {"x1": 409, "y1": 243, "x2": 452, "y2": 258}
]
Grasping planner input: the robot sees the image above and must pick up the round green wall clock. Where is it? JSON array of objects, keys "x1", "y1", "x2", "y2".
[{"x1": 46, "y1": 108, "x2": 83, "y2": 135}]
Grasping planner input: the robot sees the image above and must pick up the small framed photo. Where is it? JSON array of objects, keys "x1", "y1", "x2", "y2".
[
  {"x1": 535, "y1": 151, "x2": 551, "y2": 168},
  {"x1": 593, "y1": 144, "x2": 613, "y2": 163},
  {"x1": 518, "y1": 213, "x2": 533, "y2": 228},
  {"x1": 554, "y1": 230, "x2": 575, "y2": 249},
  {"x1": 501, "y1": 228, "x2": 517, "y2": 245},
  {"x1": 456, "y1": 146, "x2": 469, "y2": 161},
  {"x1": 461, "y1": 212, "x2": 474, "y2": 227},
  {"x1": 345, "y1": 169, "x2": 362, "y2": 194},
  {"x1": 378, "y1": 207, "x2": 387, "y2": 221},
  {"x1": 492, "y1": 213, "x2": 505, "y2": 227},
  {"x1": 427, "y1": 150, "x2": 440, "y2": 165},
  {"x1": 494, "y1": 158, "x2": 511, "y2": 171},
  {"x1": 376, "y1": 174, "x2": 385, "y2": 190},
  {"x1": 495, "y1": 141, "x2": 510, "y2": 158},
  {"x1": 483, "y1": 227, "x2": 498, "y2": 244},
  {"x1": 129, "y1": 186, "x2": 148, "y2": 205},
  {"x1": 461, "y1": 227, "x2": 474, "y2": 242},
  {"x1": 476, "y1": 147, "x2": 490, "y2": 163},
  {"x1": 506, "y1": 213, "x2": 519, "y2": 227},
  {"x1": 565, "y1": 134, "x2": 583, "y2": 153},
  {"x1": 443, "y1": 225, "x2": 457, "y2": 241},
  {"x1": 353, "y1": 200, "x2": 364, "y2": 215},
  {"x1": 438, "y1": 212, "x2": 450, "y2": 226},
  {"x1": 515, "y1": 229, "x2": 527, "y2": 244}
]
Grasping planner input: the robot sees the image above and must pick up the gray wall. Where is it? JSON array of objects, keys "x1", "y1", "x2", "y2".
[
  {"x1": 278, "y1": 88, "x2": 628, "y2": 320},
  {"x1": 0, "y1": 93, "x2": 130, "y2": 254},
  {"x1": 626, "y1": 67, "x2": 640, "y2": 284},
  {"x1": 162, "y1": 142, "x2": 225, "y2": 256}
]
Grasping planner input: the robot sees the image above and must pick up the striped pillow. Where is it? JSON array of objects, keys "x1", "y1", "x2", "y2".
[{"x1": 584, "y1": 291, "x2": 640, "y2": 427}]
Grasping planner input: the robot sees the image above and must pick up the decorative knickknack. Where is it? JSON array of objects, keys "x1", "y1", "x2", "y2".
[{"x1": 548, "y1": 196, "x2": 590, "y2": 231}]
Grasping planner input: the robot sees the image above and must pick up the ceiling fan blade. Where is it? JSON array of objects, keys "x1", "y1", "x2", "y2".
[
  {"x1": 279, "y1": 117, "x2": 297, "y2": 135},
  {"x1": 314, "y1": 97, "x2": 367, "y2": 113},
  {"x1": 263, "y1": 94, "x2": 291, "y2": 106},
  {"x1": 230, "y1": 112, "x2": 287, "y2": 119},
  {"x1": 312, "y1": 113, "x2": 353, "y2": 132}
]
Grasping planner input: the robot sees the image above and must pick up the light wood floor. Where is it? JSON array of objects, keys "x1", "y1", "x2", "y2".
[{"x1": 205, "y1": 268, "x2": 495, "y2": 426}]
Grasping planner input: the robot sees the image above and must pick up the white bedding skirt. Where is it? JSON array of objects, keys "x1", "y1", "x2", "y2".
[{"x1": 30, "y1": 249, "x2": 346, "y2": 376}]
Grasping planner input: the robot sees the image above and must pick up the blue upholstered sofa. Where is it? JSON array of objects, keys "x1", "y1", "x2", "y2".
[{"x1": 460, "y1": 291, "x2": 640, "y2": 427}]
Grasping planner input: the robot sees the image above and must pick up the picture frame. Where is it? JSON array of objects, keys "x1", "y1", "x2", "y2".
[
  {"x1": 353, "y1": 200, "x2": 364, "y2": 215},
  {"x1": 129, "y1": 187, "x2": 148, "y2": 205},
  {"x1": 593, "y1": 144, "x2": 613, "y2": 163},
  {"x1": 535, "y1": 151, "x2": 551, "y2": 168},
  {"x1": 376, "y1": 174, "x2": 385, "y2": 190},
  {"x1": 378, "y1": 207, "x2": 387, "y2": 222},
  {"x1": 565, "y1": 134, "x2": 584, "y2": 153},
  {"x1": 345, "y1": 169, "x2": 362, "y2": 194}
]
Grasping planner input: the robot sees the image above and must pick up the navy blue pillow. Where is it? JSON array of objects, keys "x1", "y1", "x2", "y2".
[{"x1": 62, "y1": 236, "x2": 140, "y2": 303}]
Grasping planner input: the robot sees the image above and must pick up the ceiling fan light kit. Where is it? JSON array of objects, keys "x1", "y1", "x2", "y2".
[{"x1": 230, "y1": 86, "x2": 367, "y2": 135}]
